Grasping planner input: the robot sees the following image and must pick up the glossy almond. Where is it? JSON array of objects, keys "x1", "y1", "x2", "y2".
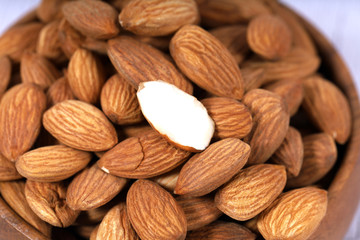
[
  {"x1": 43, "y1": 100, "x2": 118, "y2": 152},
  {"x1": 16, "y1": 145, "x2": 91, "y2": 182},
  {"x1": 175, "y1": 138, "x2": 250, "y2": 197},
  {"x1": 170, "y1": 25, "x2": 244, "y2": 100},
  {"x1": 243, "y1": 89, "x2": 289, "y2": 165},
  {"x1": 215, "y1": 164, "x2": 286, "y2": 221},
  {"x1": 36, "y1": 0, "x2": 67, "y2": 22},
  {"x1": 0, "y1": 55, "x2": 11, "y2": 98},
  {"x1": 0, "y1": 152, "x2": 22, "y2": 181},
  {"x1": 127, "y1": 180, "x2": 187, "y2": 240},
  {"x1": 101, "y1": 74, "x2": 143, "y2": 125},
  {"x1": 25, "y1": 180, "x2": 79, "y2": 227},
  {"x1": 0, "y1": 83, "x2": 47, "y2": 161},
  {"x1": 46, "y1": 76, "x2": 75, "y2": 107},
  {"x1": 98, "y1": 130, "x2": 191, "y2": 178},
  {"x1": 107, "y1": 36, "x2": 193, "y2": 94},
  {"x1": 201, "y1": 97, "x2": 252, "y2": 139},
  {"x1": 302, "y1": 75, "x2": 351, "y2": 144},
  {"x1": 67, "y1": 164, "x2": 127, "y2": 211},
  {"x1": 36, "y1": 20, "x2": 64, "y2": 60},
  {"x1": 257, "y1": 187, "x2": 328, "y2": 240},
  {"x1": 58, "y1": 18, "x2": 85, "y2": 58},
  {"x1": 67, "y1": 48, "x2": 105, "y2": 104},
  {"x1": 62, "y1": 0, "x2": 119, "y2": 39}
]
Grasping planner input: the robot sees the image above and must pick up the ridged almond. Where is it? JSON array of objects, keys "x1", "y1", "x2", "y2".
[
  {"x1": 0, "y1": 55, "x2": 11, "y2": 98},
  {"x1": 0, "y1": 152, "x2": 22, "y2": 181},
  {"x1": 43, "y1": 100, "x2": 118, "y2": 152},
  {"x1": 58, "y1": 18, "x2": 85, "y2": 58},
  {"x1": 36, "y1": 20, "x2": 64, "y2": 60},
  {"x1": 170, "y1": 25, "x2": 244, "y2": 100},
  {"x1": 127, "y1": 180, "x2": 187, "y2": 240},
  {"x1": 46, "y1": 76, "x2": 75, "y2": 107}
]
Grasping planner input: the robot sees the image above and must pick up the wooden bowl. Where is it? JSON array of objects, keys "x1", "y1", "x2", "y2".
[{"x1": 0, "y1": 3, "x2": 359, "y2": 240}]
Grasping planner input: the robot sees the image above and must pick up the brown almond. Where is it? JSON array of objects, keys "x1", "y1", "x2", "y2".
[
  {"x1": 215, "y1": 164, "x2": 286, "y2": 221},
  {"x1": 58, "y1": 18, "x2": 85, "y2": 58},
  {"x1": 101, "y1": 74, "x2": 143, "y2": 125},
  {"x1": 0, "y1": 152, "x2": 22, "y2": 181},
  {"x1": 287, "y1": 133, "x2": 337, "y2": 188},
  {"x1": 0, "y1": 55, "x2": 11, "y2": 98},
  {"x1": 243, "y1": 89, "x2": 289, "y2": 165},
  {"x1": 0, "y1": 83, "x2": 46, "y2": 161},
  {"x1": 242, "y1": 67, "x2": 265, "y2": 91},
  {"x1": 175, "y1": 138, "x2": 250, "y2": 197},
  {"x1": 151, "y1": 165, "x2": 181, "y2": 192},
  {"x1": 270, "y1": 126, "x2": 304, "y2": 178},
  {"x1": 119, "y1": 0, "x2": 199, "y2": 36},
  {"x1": 107, "y1": 36, "x2": 193, "y2": 94},
  {"x1": 302, "y1": 75, "x2": 351, "y2": 144},
  {"x1": 16, "y1": 145, "x2": 91, "y2": 182},
  {"x1": 81, "y1": 37, "x2": 108, "y2": 55},
  {"x1": 36, "y1": 20, "x2": 64, "y2": 60},
  {"x1": 25, "y1": 180, "x2": 79, "y2": 227},
  {"x1": 37, "y1": 0, "x2": 67, "y2": 23},
  {"x1": 97, "y1": 129, "x2": 191, "y2": 178},
  {"x1": 66, "y1": 164, "x2": 127, "y2": 211},
  {"x1": 62, "y1": 0, "x2": 119, "y2": 39},
  {"x1": 46, "y1": 76, "x2": 75, "y2": 107},
  {"x1": 257, "y1": 187, "x2": 328, "y2": 240},
  {"x1": 43, "y1": 100, "x2": 118, "y2": 152},
  {"x1": 170, "y1": 25, "x2": 244, "y2": 100},
  {"x1": 201, "y1": 97, "x2": 252, "y2": 139},
  {"x1": 127, "y1": 180, "x2": 187, "y2": 240}
]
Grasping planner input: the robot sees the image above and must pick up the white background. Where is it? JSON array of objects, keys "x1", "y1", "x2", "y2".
[{"x1": 0, "y1": 0, "x2": 359, "y2": 239}]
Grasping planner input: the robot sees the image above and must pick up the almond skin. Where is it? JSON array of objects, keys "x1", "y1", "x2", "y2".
[
  {"x1": 201, "y1": 97, "x2": 252, "y2": 139},
  {"x1": 43, "y1": 100, "x2": 118, "y2": 152},
  {"x1": 107, "y1": 36, "x2": 193, "y2": 94},
  {"x1": 36, "y1": 20, "x2": 64, "y2": 60},
  {"x1": 215, "y1": 164, "x2": 286, "y2": 221},
  {"x1": 0, "y1": 152, "x2": 22, "y2": 181},
  {"x1": 62, "y1": 0, "x2": 120, "y2": 39},
  {"x1": 101, "y1": 74, "x2": 143, "y2": 125},
  {"x1": 170, "y1": 24, "x2": 244, "y2": 100},
  {"x1": 15, "y1": 145, "x2": 92, "y2": 182},
  {"x1": 58, "y1": 18, "x2": 85, "y2": 58},
  {"x1": 97, "y1": 129, "x2": 191, "y2": 178},
  {"x1": 175, "y1": 138, "x2": 250, "y2": 197},
  {"x1": 67, "y1": 164, "x2": 128, "y2": 211},
  {"x1": 46, "y1": 76, "x2": 75, "y2": 107},
  {"x1": 0, "y1": 55, "x2": 11, "y2": 98},
  {"x1": 127, "y1": 180, "x2": 187, "y2": 240},
  {"x1": 302, "y1": 75, "x2": 351, "y2": 144},
  {"x1": 0, "y1": 83, "x2": 47, "y2": 161},
  {"x1": 257, "y1": 187, "x2": 328, "y2": 240},
  {"x1": 25, "y1": 180, "x2": 80, "y2": 227},
  {"x1": 243, "y1": 89, "x2": 289, "y2": 165}
]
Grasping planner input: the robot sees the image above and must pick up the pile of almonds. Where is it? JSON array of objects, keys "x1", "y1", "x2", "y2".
[{"x1": 0, "y1": 0, "x2": 352, "y2": 239}]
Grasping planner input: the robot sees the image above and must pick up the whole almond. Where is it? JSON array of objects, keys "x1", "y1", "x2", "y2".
[
  {"x1": 247, "y1": 14, "x2": 292, "y2": 60},
  {"x1": 127, "y1": 180, "x2": 187, "y2": 240},
  {"x1": 0, "y1": 152, "x2": 22, "y2": 181},
  {"x1": 170, "y1": 25, "x2": 244, "y2": 100},
  {"x1": 98, "y1": 129, "x2": 191, "y2": 178},
  {"x1": 43, "y1": 100, "x2": 118, "y2": 152},
  {"x1": 0, "y1": 55, "x2": 11, "y2": 98},
  {"x1": 15, "y1": 145, "x2": 92, "y2": 182},
  {"x1": 67, "y1": 48, "x2": 105, "y2": 104},
  {"x1": 257, "y1": 187, "x2": 328, "y2": 240},
  {"x1": 36, "y1": 0, "x2": 67, "y2": 23},
  {"x1": 215, "y1": 164, "x2": 286, "y2": 221},
  {"x1": 46, "y1": 76, "x2": 75, "y2": 107},
  {"x1": 62, "y1": 0, "x2": 119, "y2": 39},
  {"x1": 0, "y1": 83, "x2": 46, "y2": 161},
  {"x1": 243, "y1": 89, "x2": 289, "y2": 165},
  {"x1": 119, "y1": 0, "x2": 199, "y2": 36},
  {"x1": 201, "y1": 97, "x2": 252, "y2": 139},
  {"x1": 101, "y1": 74, "x2": 143, "y2": 125},
  {"x1": 175, "y1": 138, "x2": 250, "y2": 197},
  {"x1": 107, "y1": 36, "x2": 193, "y2": 94},
  {"x1": 25, "y1": 180, "x2": 80, "y2": 227},
  {"x1": 36, "y1": 20, "x2": 64, "y2": 60},
  {"x1": 67, "y1": 164, "x2": 127, "y2": 211},
  {"x1": 302, "y1": 75, "x2": 351, "y2": 144},
  {"x1": 58, "y1": 18, "x2": 85, "y2": 58}
]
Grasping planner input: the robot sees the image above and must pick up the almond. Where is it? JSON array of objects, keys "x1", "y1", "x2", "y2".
[
  {"x1": 58, "y1": 18, "x2": 85, "y2": 58},
  {"x1": 15, "y1": 145, "x2": 92, "y2": 182},
  {"x1": 97, "y1": 129, "x2": 191, "y2": 178},
  {"x1": 107, "y1": 36, "x2": 193, "y2": 94},
  {"x1": 46, "y1": 76, "x2": 75, "y2": 107},
  {"x1": 242, "y1": 67, "x2": 265, "y2": 91},
  {"x1": 119, "y1": 0, "x2": 199, "y2": 36},
  {"x1": 0, "y1": 83, "x2": 47, "y2": 161},
  {"x1": 201, "y1": 97, "x2": 252, "y2": 139},
  {"x1": 151, "y1": 165, "x2": 181, "y2": 192},
  {"x1": 175, "y1": 138, "x2": 250, "y2": 197},
  {"x1": 25, "y1": 180, "x2": 80, "y2": 227},
  {"x1": 302, "y1": 75, "x2": 351, "y2": 144},
  {"x1": 257, "y1": 187, "x2": 328, "y2": 240},
  {"x1": 215, "y1": 164, "x2": 286, "y2": 221},
  {"x1": 36, "y1": 20, "x2": 64, "y2": 60},
  {"x1": 122, "y1": 124, "x2": 153, "y2": 138},
  {"x1": 101, "y1": 74, "x2": 143, "y2": 125},
  {"x1": 36, "y1": 0, "x2": 67, "y2": 23},
  {"x1": 0, "y1": 55, "x2": 11, "y2": 98},
  {"x1": 0, "y1": 152, "x2": 22, "y2": 181},
  {"x1": 43, "y1": 100, "x2": 118, "y2": 152},
  {"x1": 134, "y1": 35, "x2": 171, "y2": 52},
  {"x1": 243, "y1": 89, "x2": 289, "y2": 165},
  {"x1": 127, "y1": 180, "x2": 187, "y2": 240},
  {"x1": 287, "y1": 133, "x2": 337, "y2": 188},
  {"x1": 62, "y1": 0, "x2": 120, "y2": 39},
  {"x1": 66, "y1": 164, "x2": 127, "y2": 211},
  {"x1": 81, "y1": 37, "x2": 108, "y2": 55},
  {"x1": 170, "y1": 25, "x2": 244, "y2": 100}
]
